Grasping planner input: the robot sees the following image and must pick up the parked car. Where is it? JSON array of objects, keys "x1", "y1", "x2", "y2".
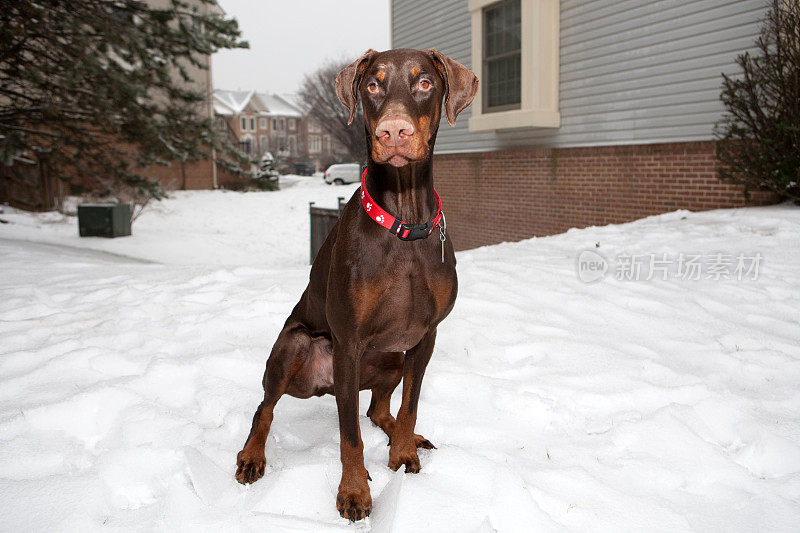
[
  {"x1": 324, "y1": 163, "x2": 361, "y2": 185},
  {"x1": 292, "y1": 162, "x2": 316, "y2": 176}
]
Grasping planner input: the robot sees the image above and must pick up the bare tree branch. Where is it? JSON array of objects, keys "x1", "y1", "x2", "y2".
[{"x1": 298, "y1": 59, "x2": 367, "y2": 163}]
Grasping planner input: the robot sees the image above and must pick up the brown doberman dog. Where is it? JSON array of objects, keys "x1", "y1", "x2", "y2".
[{"x1": 235, "y1": 48, "x2": 478, "y2": 521}]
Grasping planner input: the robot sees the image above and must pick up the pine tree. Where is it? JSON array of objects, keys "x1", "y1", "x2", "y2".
[
  {"x1": 0, "y1": 0, "x2": 251, "y2": 216},
  {"x1": 714, "y1": 0, "x2": 800, "y2": 201}
]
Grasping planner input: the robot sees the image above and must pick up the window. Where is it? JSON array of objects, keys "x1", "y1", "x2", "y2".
[
  {"x1": 259, "y1": 135, "x2": 268, "y2": 153},
  {"x1": 240, "y1": 135, "x2": 254, "y2": 156},
  {"x1": 217, "y1": 117, "x2": 226, "y2": 129},
  {"x1": 468, "y1": 0, "x2": 560, "y2": 130},
  {"x1": 289, "y1": 119, "x2": 296, "y2": 130},
  {"x1": 274, "y1": 134, "x2": 287, "y2": 153},
  {"x1": 323, "y1": 135, "x2": 330, "y2": 153},
  {"x1": 259, "y1": 118, "x2": 267, "y2": 129},
  {"x1": 249, "y1": 117, "x2": 255, "y2": 130},
  {"x1": 272, "y1": 118, "x2": 277, "y2": 130},
  {"x1": 279, "y1": 118, "x2": 285, "y2": 130},
  {"x1": 288, "y1": 136, "x2": 296, "y2": 155},
  {"x1": 484, "y1": 0, "x2": 521, "y2": 111},
  {"x1": 240, "y1": 117, "x2": 246, "y2": 130},
  {"x1": 309, "y1": 135, "x2": 321, "y2": 153}
]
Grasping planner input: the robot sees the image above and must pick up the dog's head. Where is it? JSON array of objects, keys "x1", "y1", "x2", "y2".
[{"x1": 336, "y1": 48, "x2": 478, "y2": 168}]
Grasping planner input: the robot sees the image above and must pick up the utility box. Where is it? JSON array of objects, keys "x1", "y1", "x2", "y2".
[{"x1": 78, "y1": 204, "x2": 131, "y2": 238}]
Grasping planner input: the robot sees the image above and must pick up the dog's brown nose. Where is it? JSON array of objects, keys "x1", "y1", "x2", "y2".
[{"x1": 375, "y1": 118, "x2": 414, "y2": 146}]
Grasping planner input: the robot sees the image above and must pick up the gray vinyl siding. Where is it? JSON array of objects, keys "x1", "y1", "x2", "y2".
[{"x1": 391, "y1": 0, "x2": 767, "y2": 153}]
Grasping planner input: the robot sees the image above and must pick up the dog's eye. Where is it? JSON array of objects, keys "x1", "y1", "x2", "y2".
[
  {"x1": 367, "y1": 82, "x2": 380, "y2": 94},
  {"x1": 418, "y1": 79, "x2": 432, "y2": 91}
]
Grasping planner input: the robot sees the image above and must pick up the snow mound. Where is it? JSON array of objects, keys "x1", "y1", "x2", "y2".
[{"x1": 1, "y1": 181, "x2": 799, "y2": 531}]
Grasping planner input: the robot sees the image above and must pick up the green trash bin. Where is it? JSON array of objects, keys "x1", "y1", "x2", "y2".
[{"x1": 78, "y1": 204, "x2": 132, "y2": 237}]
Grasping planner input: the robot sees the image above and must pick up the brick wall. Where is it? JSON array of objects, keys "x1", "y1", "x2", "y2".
[
  {"x1": 432, "y1": 141, "x2": 779, "y2": 251},
  {"x1": 143, "y1": 158, "x2": 215, "y2": 190}
]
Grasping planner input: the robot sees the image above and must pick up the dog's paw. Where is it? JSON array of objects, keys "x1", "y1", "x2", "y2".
[
  {"x1": 388, "y1": 446, "x2": 422, "y2": 473},
  {"x1": 336, "y1": 483, "x2": 372, "y2": 521},
  {"x1": 414, "y1": 434, "x2": 436, "y2": 450},
  {"x1": 235, "y1": 450, "x2": 266, "y2": 485}
]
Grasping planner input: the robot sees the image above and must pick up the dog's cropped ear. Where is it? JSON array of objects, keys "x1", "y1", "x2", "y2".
[
  {"x1": 428, "y1": 49, "x2": 479, "y2": 126},
  {"x1": 336, "y1": 49, "x2": 378, "y2": 125}
]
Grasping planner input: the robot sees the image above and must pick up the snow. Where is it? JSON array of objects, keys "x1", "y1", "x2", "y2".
[
  {"x1": 256, "y1": 93, "x2": 303, "y2": 118},
  {"x1": 213, "y1": 90, "x2": 303, "y2": 118},
  {"x1": 0, "y1": 175, "x2": 359, "y2": 267},
  {"x1": 1, "y1": 178, "x2": 799, "y2": 532},
  {"x1": 213, "y1": 89, "x2": 255, "y2": 116}
]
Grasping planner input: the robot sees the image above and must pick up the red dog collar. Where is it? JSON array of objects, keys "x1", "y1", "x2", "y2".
[{"x1": 360, "y1": 168, "x2": 444, "y2": 241}]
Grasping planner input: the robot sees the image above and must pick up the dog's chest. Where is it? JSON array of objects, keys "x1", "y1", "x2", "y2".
[{"x1": 348, "y1": 258, "x2": 456, "y2": 351}]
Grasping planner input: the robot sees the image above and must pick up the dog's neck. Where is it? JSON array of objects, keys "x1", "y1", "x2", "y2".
[{"x1": 364, "y1": 158, "x2": 438, "y2": 225}]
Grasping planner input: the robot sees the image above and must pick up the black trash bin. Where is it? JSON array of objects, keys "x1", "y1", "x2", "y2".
[
  {"x1": 308, "y1": 197, "x2": 344, "y2": 263},
  {"x1": 78, "y1": 204, "x2": 132, "y2": 237}
]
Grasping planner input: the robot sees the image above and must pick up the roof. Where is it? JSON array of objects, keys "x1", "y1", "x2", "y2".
[
  {"x1": 213, "y1": 89, "x2": 254, "y2": 115},
  {"x1": 213, "y1": 90, "x2": 304, "y2": 118},
  {"x1": 278, "y1": 93, "x2": 308, "y2": 113},
  {"x1": 255, "y1": 93, "x2": 303, "y2": 118}
]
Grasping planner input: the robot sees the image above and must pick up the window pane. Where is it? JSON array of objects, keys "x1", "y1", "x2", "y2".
[
  {"x1": 485, "y1": 0, "x2": 520, "y2": 58},
  {"x1": 484, "y1": 0, "x2": 521, "y2": 109},
  {"x1": 487, "y1": 53, "x2": 521, "y2": 108}
]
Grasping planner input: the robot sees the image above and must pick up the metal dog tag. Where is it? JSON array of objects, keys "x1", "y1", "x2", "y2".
[{"x1": 439, "y1": 212, "x2": 447, "y2": 263}]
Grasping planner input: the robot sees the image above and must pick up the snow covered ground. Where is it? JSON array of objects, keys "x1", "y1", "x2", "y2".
[
  {"x1": 0, "y1": 175, "x2": 360, "y2": 267},
  {"x1": 1, "y1": 176, "x2": 799, "y2": 532}
]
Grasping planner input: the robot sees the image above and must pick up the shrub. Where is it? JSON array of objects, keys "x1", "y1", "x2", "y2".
[{"x1": 714, "y1": 0, "x2": 800, "y2": 201}]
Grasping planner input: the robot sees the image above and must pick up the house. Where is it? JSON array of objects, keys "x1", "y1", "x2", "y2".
[
  {"x1": 391, "y1": 0, "x2": 778, "y2": 250},
  {"x1": 215, "y1": 90, "x2": 268, "y2": 157},
  {"x1": 279, "y1": 92, "x2": 352, "y2": 170},
  {"x1": 213, "y1": 90, "x2": 349, "y2": 171},
  {"x1": 214, "y1": 90, "x2": 305, "y2": 161}
]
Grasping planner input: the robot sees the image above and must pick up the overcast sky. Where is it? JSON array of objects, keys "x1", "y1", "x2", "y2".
[{"x1": 212, "y1": 0, "x2": 391, "y2": 95}]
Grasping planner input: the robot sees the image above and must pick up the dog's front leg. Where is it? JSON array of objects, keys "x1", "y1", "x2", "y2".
[
  {"x1": 389, "y1": 329, "x2": 436, "y2": 473},
  {"x1": 333, "y1": 337, "x2": 371, "y2": 521}
]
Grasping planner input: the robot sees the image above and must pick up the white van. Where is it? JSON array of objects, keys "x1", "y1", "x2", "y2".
[{"x1": 324, "y1": 163, "x2": 361, "y2": 185}]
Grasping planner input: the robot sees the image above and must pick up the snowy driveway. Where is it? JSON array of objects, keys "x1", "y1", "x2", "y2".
[{"x1": 1, "y1": 179, "x2": 799, "y2": 531}]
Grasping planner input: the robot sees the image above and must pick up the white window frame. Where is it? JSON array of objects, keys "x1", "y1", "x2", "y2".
[
  {"x1": 249, "y1": 117, "x2": 255, "y2": 130},
  {"x1": 289, "y1": 118, "x2": 296, "y2": 130},
  {"x1": 468, "y1": 0, "x2": 560, "y2": 131},
  {"x1": 240, "y1": 116, "x2": 246, "y2": 130},
  {"x1": 259, "y1": 117, "x2": 267, "y2": 129}
]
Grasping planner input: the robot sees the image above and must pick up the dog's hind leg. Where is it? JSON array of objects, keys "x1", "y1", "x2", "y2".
[
  {"x1": 365, "y1": 352, "x2": 402, "y2": 438},
  {"x1": 388, "y1": 330, "x2": 437, "y2": 473},
  {"x1": 365, "y1": 352, "x2": 435, "y2": 450},
  {"x1": 235, "y1": 323, "x2": 308, "y2": 485}
]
